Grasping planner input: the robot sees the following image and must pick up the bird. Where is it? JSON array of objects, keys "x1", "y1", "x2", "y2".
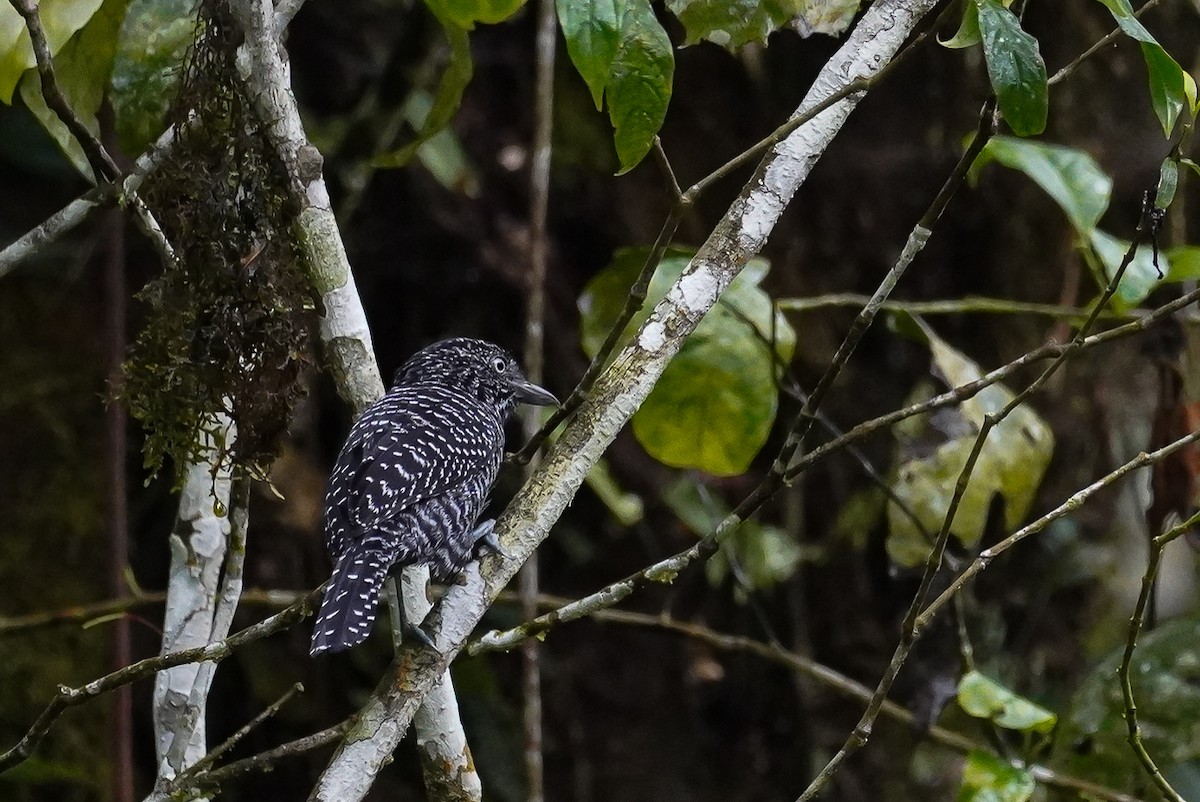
[{"x1": 310, "y1": 337, "x2": 558, "y2": 656}]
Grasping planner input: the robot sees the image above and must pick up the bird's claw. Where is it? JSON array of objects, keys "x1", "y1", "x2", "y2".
[
  {"x1": 403, "y1": 620, "x2": 438, "y2": 651},
  {"x1": 471, "y1": 518, "x2": 513, "y2": 560}
]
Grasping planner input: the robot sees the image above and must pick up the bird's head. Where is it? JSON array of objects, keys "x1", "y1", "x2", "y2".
[{"x1": 393, "y1": 337, "x2": 559, "y2": 410}]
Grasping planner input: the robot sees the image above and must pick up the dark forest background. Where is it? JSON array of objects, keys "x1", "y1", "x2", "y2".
[{"x1": 3, "y1": 1, "x2": 1200, "y2": 800}]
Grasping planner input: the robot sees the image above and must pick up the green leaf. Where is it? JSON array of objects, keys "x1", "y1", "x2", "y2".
[
  {"x1": 110, "y1": 0, "x2": 195, "y2": 155},
  {"x1": 665, "y1": 0, "x2": 793, "y2": 49},
  {"x1": 958, "y1": 670, "x2": 1057, "y2": 734},
  {"x1": 1054, "y1": 616, "x2": 1200, "y2": 791},
  {"x1": 375, "y1": 8, "x2": 473, "y2": 169},
  {"x1": 887, "y1": 315, "x2": 1055, "y2": 566},
  {"x1": 423, "y1": 0, "x2": 527, "y2": 28},
  {"x1": 1091, "y1": 0, "x2": 1191, "y2": 137},
  {"x1": 1155, "y1": 156, "x2": 1178, "y2": 211},
  {"x1": 555, "y1": 0, "x2": 620, "y2": 110},
  {"x1": 958, "y1": 750, "x2": 1035, "y2": 802},
  {"x1": 1166, "y1": 246, "x2": 1200, "y2": 283},
  {"x1": 976, "y1": 0, "x2": 1047, "y2": 136},
  {"x1": 17, "y1": 0, "x2": 130, "y2": 180},
  {"x1": 1085, "y1": 229, "x2": 1166, "y2": 310},
  {"x1": 0, "y1": 0, "x2": 105, "y2": 104},
  {"x1": 939, "y1": 0, "x2": 980, "y2": 49},
  {"x1": 578, "y1": 247, "x2": 794, "y2": 475},
  {"x1": 972, "y1": 137, "x2": 1112, "y2": 234},
  {"x1": 557, "y1": 0, "x2": 674, "y2": 172},
  {"x1": 664, "y1": 479, "x2": 806, "y2": 591}
]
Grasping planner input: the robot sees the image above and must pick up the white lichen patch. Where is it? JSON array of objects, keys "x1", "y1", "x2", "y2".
[
  {"x1": 639, "y1": 319, "x2": 666, "y2": 352},
  {"x1": 671, "y1": 268, "x2": 722, "y2": 315}
]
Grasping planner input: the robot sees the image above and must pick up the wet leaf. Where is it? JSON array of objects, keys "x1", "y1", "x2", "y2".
[
  {"x1": 1053, "y1": 617, "x2": 1200, "y2": 791},
  {"x1": 557, "y1": 0, "x2": 673, "y2": 172},
  {"x1": 1085, "y1": 229, "x2": 1166, "y2": 310},
  {"x1": 665, "y1": 0, "x2": 793, "y2": 48},
  {"x1": 958, "y1": 670, "x2": 1057, "y2": 733},
  {"x1": 1092, "y1": 0, "x2": 1194, "y2": 137},
  {"x1": 977, "y1": 0, "x2": 1047, "y2": 136},
  {"x1": 887, "y1": 315, "x2": 1055, "y2": 566}
]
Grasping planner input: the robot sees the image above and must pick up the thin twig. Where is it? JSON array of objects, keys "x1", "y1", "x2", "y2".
[
  {"x1": 169, "y1": 682, "x2": 305, "y2": 789},
  {"x1": 1048, "y1": 0, "x2": 1167, "y2": 86},
  {"x1": 1118, "y1": 511, "x2": 1200, "y2": 802},
  {"x1": 778, "y1": 293, "x2": 1131, "y2": 320},
  {"x1": 518, "y1": 1, "x2": 557, "y2": 799},
  {"x1": 0, "y1": 587, "x2": 323, "y2": 771},
  {"x1": 526, "y1": 606, "x2": 1141, "y2": 802}
]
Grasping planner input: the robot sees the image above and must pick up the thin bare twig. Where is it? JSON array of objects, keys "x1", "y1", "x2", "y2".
[
  {"x1": 1048, "y1": 0, "x2": 1167, "y2": 86},
  {"x1": 0, "y1": 587, "x2": 323, "y2": 771},
  {"x1": 1118, "y1": 511, "x2": 1200, "y2": 802}
]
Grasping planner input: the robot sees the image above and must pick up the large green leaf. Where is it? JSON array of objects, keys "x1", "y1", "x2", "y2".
[
  {"x1": 110, "y1": 0, "x2": 194, "y2": 155},
  {"x1": 579, "y1": 247, "x2": 794, "y2": 475},
  {"x1": 0, "y1": 0, "x2": 105, "y2": 104},
  {"x1": 1085, "y1": 228, "x2": 1167, "y2": 310},
  {"x1": 16, "y1": 0, "x2": 130, "y2": 180},
  {"x1": 1092, "y1": 0, "x2": 1197, "y2": 137},
  {"x1": 976, "y1": 0, "x2": 1047, "y2": 136},
  {"x1": 1053, "y1": 617, "x2": 1200, "y2": 792},
  {"x1": 958, "y1": 750, "x2": 1035, "y2": 802},
  {"x1": 958, "y1": 670, "x2": 1057, "y2": 734},
  {"x1": 887, "y1": 315, "x2": 1055, "y2": 566},
  {"x1": 971, "y1": 137, "x2": 1112, "y2": 235},
  {"x1": 557, "y1": 0, "x2": 673, "y2": 173},
  {"x1": 424, "y1": 0, "x2": 527, "y2": 28}
]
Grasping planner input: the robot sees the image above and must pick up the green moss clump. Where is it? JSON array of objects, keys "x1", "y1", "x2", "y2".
[{"x1": 124, "y1": 0, "x2": 315, "y2": 482}]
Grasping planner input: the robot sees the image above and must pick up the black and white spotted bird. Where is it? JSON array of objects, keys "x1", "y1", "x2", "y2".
[{"x1": 310, "y1": 337, "x2": 557, "y2": 656}]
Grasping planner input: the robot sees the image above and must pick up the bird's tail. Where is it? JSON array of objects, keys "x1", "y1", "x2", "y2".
[{"x1": 310, "y1": 543, "x2": 390, "y2": 656}]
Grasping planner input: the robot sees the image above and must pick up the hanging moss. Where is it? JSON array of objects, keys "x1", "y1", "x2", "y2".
[{"x1": 123, "y1": 0, "x2": 314, "y2": 482}]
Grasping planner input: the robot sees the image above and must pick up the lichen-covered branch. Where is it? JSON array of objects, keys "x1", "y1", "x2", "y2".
[
  {"x1": 307, "y1": 2, "x2": 939, "y2": 798},
  {"x1": 151, "y1": 419, "x2": 236, "y2": 794}
]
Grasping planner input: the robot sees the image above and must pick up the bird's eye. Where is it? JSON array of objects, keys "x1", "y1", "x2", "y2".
[{"x1": 492, "y1": 357, "x2": 508, "y2": 373}]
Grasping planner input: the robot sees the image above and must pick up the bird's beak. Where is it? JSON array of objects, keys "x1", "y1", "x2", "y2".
[{"x1": 513, "y1": 380, "x2": 559, "y2": 407}]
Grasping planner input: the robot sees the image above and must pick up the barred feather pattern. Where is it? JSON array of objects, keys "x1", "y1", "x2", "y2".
[{"x1": 309, "y1": 339, "x2": 525, "y2": 656}]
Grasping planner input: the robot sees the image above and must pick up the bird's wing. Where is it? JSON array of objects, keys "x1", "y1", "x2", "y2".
[{"x1": 324, "y1": 386, "x2": 500, "y2": 556}]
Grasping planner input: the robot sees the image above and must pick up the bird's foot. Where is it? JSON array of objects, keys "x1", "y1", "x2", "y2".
[
  {"x1": 402, "y1": 620, "x2": 438, "y2": 651},
  {"x1": 471, "y1": 518, "x2": 512, "y2": 560}
]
